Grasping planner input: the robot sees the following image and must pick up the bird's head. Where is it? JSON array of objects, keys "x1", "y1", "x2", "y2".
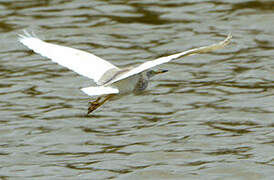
[{"x1": 146, "y1": 69, "x2": 168, "y2": 79}]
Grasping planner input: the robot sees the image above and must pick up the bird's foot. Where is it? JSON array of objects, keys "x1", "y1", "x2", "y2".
[
  {"x1": 87, "y1": 95, "x2": 114, "y2": 115},
  {"x1": 87, "y1": 101, "x2": 100, "y2": 114}
]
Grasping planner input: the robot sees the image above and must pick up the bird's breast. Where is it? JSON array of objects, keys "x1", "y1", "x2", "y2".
[{"x1": 112, "y1": 74, "x2": 143, "y2": 94}]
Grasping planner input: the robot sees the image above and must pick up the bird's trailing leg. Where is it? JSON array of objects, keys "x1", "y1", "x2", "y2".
[{"x1": 88, "y1": 94, "x2": 114, "y2": 114}]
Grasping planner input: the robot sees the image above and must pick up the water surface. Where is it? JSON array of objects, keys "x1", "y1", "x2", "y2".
[{"x1": 0, "y1": 0, "x2": 273, "y2": 179}]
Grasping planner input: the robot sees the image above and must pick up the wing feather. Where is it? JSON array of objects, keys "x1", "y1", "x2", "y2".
[
  {"x1": 81, "y1": 86, "x2": 119, "y2": 96},
  {"x1": 106, "y1": 34, "x2": 232, "y2": 85},
  {"x1": 18, "y1": 31, "x2": 118, "y2": 84}
]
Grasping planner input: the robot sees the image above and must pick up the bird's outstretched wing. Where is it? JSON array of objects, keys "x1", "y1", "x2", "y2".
[
  {"x1": 105, "y1": 34, "x2": 232, "y2": 85},
  {"x1": 18, "y1": 31, "x2": 119, "y2": 84}
]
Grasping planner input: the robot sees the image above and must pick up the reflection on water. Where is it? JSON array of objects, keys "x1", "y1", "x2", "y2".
[{"x1": 0, "y1": 0, "x2": 273, "y2": 179}]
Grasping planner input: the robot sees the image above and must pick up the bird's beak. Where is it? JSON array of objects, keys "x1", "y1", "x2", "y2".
[{"x1": 155, "y1": 69, "x2": 168, "y2": 74}]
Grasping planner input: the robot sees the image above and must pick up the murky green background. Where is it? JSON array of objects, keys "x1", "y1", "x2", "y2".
[{"x1": 0, "y1": 0, "x2": 273, "y2": 179}]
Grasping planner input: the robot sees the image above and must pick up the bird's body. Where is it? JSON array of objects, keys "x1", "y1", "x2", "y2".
[
  {"x1": 113, "y1": 73, "x2": 144, "y2": 94},
  {"x1": 98, "y1": 67, "x2": 159, "y2": 94},
  {"x1": 18, "y1": 31, "x2": 231, "y2": 114}
]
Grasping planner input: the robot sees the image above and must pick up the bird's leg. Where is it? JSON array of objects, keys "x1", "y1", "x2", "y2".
[
  {"x1": 88, "y1": 96, "x2": 102, "y2": 114},
  {"x1": 87, "y1": 94, "x2": 114, "y2": 114},
  {"x1": 88, "y1": 96, "x2": 102, "y2": 106}
]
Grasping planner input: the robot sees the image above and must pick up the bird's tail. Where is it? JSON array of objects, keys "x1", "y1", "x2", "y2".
[{"x1": 81, "y1": 86, "x2": 119, "y2": 96}]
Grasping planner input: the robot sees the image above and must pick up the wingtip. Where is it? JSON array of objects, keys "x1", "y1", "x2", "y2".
[
  {"x1": 17, "y1": 30, "x2": 38, "y2": 42},
  {"x1": 217, "y1": 33, "x2": 232, "y2": 48},
  {"x1": 228, "y1": 32, "x2": 232, "y2": 39},
  {"x1": 224, "y1": 33, "x2": 232, "y2": 45}
]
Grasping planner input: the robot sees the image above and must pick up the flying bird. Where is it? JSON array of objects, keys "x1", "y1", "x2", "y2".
[{"x1": 19, "y1": 31, "x2": 231, "y2": 114}]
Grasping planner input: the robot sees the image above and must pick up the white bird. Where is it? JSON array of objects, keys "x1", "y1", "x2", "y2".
[{"x1": 18, "y1": 31, "x2": 231, "y2": 114}]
